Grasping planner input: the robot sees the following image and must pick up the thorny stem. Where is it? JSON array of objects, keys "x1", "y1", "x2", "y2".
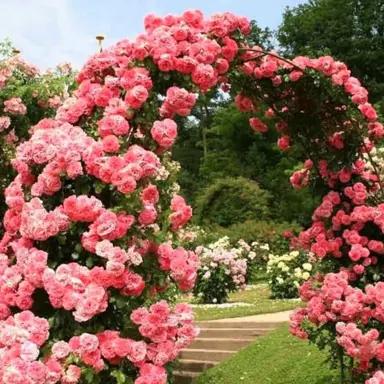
[
  {"x1": 338, "y1": 345, "x2": 346, "y2": 384},
  {"x1": 238, "y1": 48, "x2": 304, "y2": 72},
  {"x1": 349, "y1": 356, "x2": 354, "y2": 384}
]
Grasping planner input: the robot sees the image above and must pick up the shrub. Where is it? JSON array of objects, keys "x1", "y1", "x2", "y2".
[
  {"x1": 217, "y1": 220, "x2": 301, "y2": 253},
  {"x1": 0, "y1": 40, "x2": 75, "y2": 230},
  {"x1": 237, "y1": 238, "x2": 270, "y2": 283},
  {"x1": 267, "y1": 250, "x2": 313, "y2": 299},
  {"x1": 195, "y1": 177, "x2": 270, "y2": 227},
  {"x1": 193, "y1": 237, "x2": 248, "y2": 304}
]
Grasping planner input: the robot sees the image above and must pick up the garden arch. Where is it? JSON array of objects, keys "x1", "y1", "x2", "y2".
[{"x1": 0, "y1": 9, "x2": 383, "y2": 384}]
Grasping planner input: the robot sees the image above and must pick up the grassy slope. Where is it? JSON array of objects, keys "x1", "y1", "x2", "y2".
[
  {"x1": 196, "y1": 325, "x2": 339, "y2": 384},
  {"x1": 193, "y1": 284, "x2": 304, "y2": 321}
]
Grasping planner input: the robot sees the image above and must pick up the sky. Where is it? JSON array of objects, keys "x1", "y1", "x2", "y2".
[{"x1": 0, "y1": 0, "x2": 306, "y2": 70}]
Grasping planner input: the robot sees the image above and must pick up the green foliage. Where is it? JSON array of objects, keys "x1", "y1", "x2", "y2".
[
  {"x1": 195, "y1": 177, "x2": 270, "y2": 227},
  {"x1": 190, "y1": 103, "x2": 318, "y2": 227},
  {"x1": 216, "y1": 220, "x2": 301, "y2": 253},
  {"x1": 0, "y1": 39, "x2": 13, "y2": 59},
  {"x1": 278, "y1": 0, "x2": 384, "y2": 107}
]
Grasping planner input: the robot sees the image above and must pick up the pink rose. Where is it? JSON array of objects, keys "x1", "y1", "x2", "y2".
[
  {"x1": 249, "y1": 117, "x2": 268, "y2": 133},
  {"x1": 141, "y1": 185, "x2": 159, "y2": 204},
  {"x1": 20, "y1": 341, "x2": 39, "y2": 362},
  {"x1": 52, "y1": 341, "x2": 71, "y2": 360},
  {"x1": 63, "y1": 365, "x2": 82, "y2": 384},
  {"x1": 151, "y1": 119, "x2": 178, "y2": 148},
  {"x1": 125, "y1": 85, "x2": 149, "y2": 109},
  {"x1": 102, "y1": 135, "x2": 120, "y2": 153},
  {"x1": 138, "y1": 205, "x2": 158, "y2": 226}
]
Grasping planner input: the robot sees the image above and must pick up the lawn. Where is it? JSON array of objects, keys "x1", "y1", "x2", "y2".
[
  {"x1": 196, "y1": 325, "x2": 339, "y2": 384},
  {"x1": 190, "y1": 284, "x2": 304, "y2": 321}
]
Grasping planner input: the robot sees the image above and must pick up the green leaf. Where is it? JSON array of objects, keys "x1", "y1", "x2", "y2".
[
  {"x1": 82, "y1": 367, "x2": 95, "y2": 383},
  {"x1": 94, "y1": 181, "x2": 104, "y2": 194},
  {"x1": 86, "y1": 257, "x2": 94, "y2": 268},
  {"x1": 111, "y1": 370, "x2": 133, "y2": 384},
  {"x1": 115, "y1": 296, "x2": 127, "y2": 309},
  {"x1": 75, "y1": 243, "x2": 83, "y2": 253}
]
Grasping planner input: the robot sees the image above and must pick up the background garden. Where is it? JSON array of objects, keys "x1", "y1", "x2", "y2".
[{"x1": 0, "y1": 0, "x2": 383, "y2": 383}]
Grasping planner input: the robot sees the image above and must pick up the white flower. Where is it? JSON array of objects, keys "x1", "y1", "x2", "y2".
[
  {"x1": 294, "y1": 268, "x2": 302, "y2": 279},
  {"x1": 276, "y1": 277, "x2": 284, "y2": 284},
  {"x1": 260, "y1": 244, "x2": 270, "y2": 250},
  {"x1": 289, "y1": 251, "x2": 299, "y2": 258},
  {"x1": 303, "y1": 263, "x2": 312, "y2": 271},
  {"x1": 302, "y1": 272, "x2": 310, "y2": 280},
  {"x1": 277, "y1": 261, "x2": 286, "y2": 269},
  {"x1": 203, "y1": 271, "x2": 211, "y2": 280},
  {"x1": 212, "y1": 298, "x2": 217, "y2": 303}
]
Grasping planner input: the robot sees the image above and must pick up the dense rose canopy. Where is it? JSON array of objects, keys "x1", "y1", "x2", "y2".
[{"x1": 0, "y1": 7, "x2": 383, "y2": 384}]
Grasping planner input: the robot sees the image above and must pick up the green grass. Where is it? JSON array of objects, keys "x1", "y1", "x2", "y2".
[
  {"x1": 196, "y1": 325, "x2": 339, "y2": 384},
  {"x1": 191, "y1": 284, "x2": 304, "y2": 321}
]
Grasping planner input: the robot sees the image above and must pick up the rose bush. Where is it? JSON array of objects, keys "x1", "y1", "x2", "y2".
[
  {"x1": 0, "y1": 40, "x2": 75, "y2": 231},
  {"x1": 267, "y1": 249, "x2": 313, "y2": 299},
  {"x1": 193, "y1": 236, "x2": 249, "y2": 304},
  {"x1": 0, "y1": 8, "x2": 382, "y2": 384},
  {"x1": 237, "y1": 238, "x2": 270, "y2": 283}
]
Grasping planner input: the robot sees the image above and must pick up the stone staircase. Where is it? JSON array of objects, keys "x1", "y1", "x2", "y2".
[{"x1": 174, "y1": 318, "x2": 288, "y2": 384}]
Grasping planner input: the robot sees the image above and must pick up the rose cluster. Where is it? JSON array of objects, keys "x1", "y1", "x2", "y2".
[
  {"x1": 0, "y1": 301, "x2": 197, "y2": 384},
  {"x1": 193, "y1": 236, "x2": 248, "y2": 304},
  {"x1": 267, "y1": 250, "x2": 313, "y2": 299}
]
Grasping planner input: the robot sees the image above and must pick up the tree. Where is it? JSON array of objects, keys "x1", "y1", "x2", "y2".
[
  {"x1": 278, "y1": 0, "x2": 384, "y2": 106},
  {"x1": 198, "y1": 104, "x2": 317, "y2": 226}
]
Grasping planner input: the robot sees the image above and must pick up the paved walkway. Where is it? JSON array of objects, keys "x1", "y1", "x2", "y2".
[{"x1": 209, "y1": 310, "x2": 293, "y2": 323}]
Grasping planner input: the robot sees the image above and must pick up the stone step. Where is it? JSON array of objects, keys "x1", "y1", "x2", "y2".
[
  {"x1": 189, "y1": 337, "x2": 255, "y2": 351},
  {"x1": 176, "y1": 359, "x2": 217, "y2": 372},
  {"x1": 174, "y1": 371, "x2": 199, "y2": 384},
  {"x1": 198, "y1": 327, "x2": 270, "y2": 339},
  {"x1": 195, "y1": 321, "x2": 282, "y2": 329},
  {"x1": 180, "y1": 348, "x2": 235, "y2": 362}
]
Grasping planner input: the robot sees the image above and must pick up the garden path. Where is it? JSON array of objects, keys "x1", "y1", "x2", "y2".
[{"x1": 175, "y1": 310, "x2": 293, "y2": 384}]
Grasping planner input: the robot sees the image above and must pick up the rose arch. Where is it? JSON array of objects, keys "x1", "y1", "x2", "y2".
[{"x1": 0, "y1": 9, "x2": 383, "y2": 384}]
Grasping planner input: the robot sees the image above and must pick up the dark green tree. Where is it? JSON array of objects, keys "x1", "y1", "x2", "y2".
[
  {"x1": 198, "y1": 104, "x2": 318, "y2": 226},
  {"x1": 278, "y1": 0, "x2": 384, "y2": 105}
]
